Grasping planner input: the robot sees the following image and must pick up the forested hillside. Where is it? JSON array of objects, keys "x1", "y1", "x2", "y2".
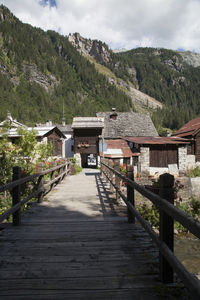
[
  {"x1": 1, "y1": 5, "x2": 200, "y2": 131},
  {"x1": 0, "y1": 5, "x2": 132, "y2": 125},
  {"x1": 107, "y1": 48, "x2": 200, "y2": 130}
]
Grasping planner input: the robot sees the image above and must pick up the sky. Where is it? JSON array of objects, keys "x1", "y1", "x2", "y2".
[{"x1": 1, "y1": 0, "x2": 200, "y2": 53}]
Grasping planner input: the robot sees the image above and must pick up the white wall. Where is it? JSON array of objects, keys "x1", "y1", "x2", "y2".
[{"x1": 65, "y1": 135, "x2": 74, "y2": 158}]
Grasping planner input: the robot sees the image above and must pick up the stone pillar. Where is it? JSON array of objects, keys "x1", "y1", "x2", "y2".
[
  {"x1": 74, "y1": 153, "x2": 81, "y2": 167},
  {"x1": 178, "y1": 146, "x2": 187, "y2": 173},
  {"x1": 139, "y1": 147, "x2": 149, "y2": 173}
]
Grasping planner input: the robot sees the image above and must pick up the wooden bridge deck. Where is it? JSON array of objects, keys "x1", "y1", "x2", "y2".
[{"x1": 0, "y1": 169, "x2": 180, "y2": 299}]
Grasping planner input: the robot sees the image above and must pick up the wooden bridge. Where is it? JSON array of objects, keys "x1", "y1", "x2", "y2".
[{"x1": 0, "y1": 161, "x2": 200, "y2": 299}]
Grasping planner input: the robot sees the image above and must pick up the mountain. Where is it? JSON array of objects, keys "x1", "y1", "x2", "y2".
[
  {"x1": 68, "y1": 33, "x2": 200, "y2": 131},
  {"x1": 0, "y1": 5, "x2": 133, "y2": 125},
  {"x1": 68, "y1": 33, "x2": 163, "y2": 113},
  {"x1": 1, "y1": 5, "x2": 200, "y2": 132}
]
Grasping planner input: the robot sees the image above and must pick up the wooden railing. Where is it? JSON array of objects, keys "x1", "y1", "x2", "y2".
[
  {"x1": 0, "y1": 160, "x2": 70, "y2": 226},
  {"x1": 101, "y1": 159, "x2": 200, "y2": 300}
]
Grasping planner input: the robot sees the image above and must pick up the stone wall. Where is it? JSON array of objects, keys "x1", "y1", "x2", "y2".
[
  {"x1": 178, "y1": 146, "x2": 187, "y2": 172},
  {"x1": 190, "y1": 177, "x2": 200, "y2": 198},
  {"x1": 139, "y1": 147, "x2": 149, "y2": 173},
  {"x1": 186, "y1": 155, "x2": 196, "y2": 169}
]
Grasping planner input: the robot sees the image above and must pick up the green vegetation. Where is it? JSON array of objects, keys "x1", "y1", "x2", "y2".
[
  {"x1": 175, "y1": 197, "x2": 200, "y2": 232},
  {"x1": 0, "y1": 124, "x2": 53, "y2": 216},
  {"x1": 69, "y1": 158, "x2": 82, "y2": 175},
  {"x1": 187, "y1": 166, "x2": 200, "y2": 177},
  {"x1": 137, "y1": 196, "x2": 200, "y2": 233},
  {"x1": 0, "y1": 5, "x2": 133, "y2": 125}
]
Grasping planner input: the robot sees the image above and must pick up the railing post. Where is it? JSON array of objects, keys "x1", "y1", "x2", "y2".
[
  {"x1": 50, "y1": 161, "x2": 56, "y2": 190},
  {"x1": 108, "y1": 160, "x2": 114, "y2": 192},
  {"x1": 12, "y1": 166, "x2": 21, "y2": 226},
  {"x1": 115, "y1": 161, "x2": 120, "y2": 202},
  {"x1": 100, "y1": 157, "x2": 102, "y2": 176},
  {"x1": 103, "y1": 159, "x2": 108, "y2": 183},
  {"x1": 57, "y1": 161, "x2": 62, "y2": 184},
  {"x1": 37, "y1": 162, "x2": 44, "y2": 203},
  {"x1": 62, "y1": 160, "x2": 67, "y2": 180},
  {"x1": 159, "y1": 173, "x2": 174, "y2": 283},
  {"x1": 126, "y1": 165, "x2": 135, "y2": 223}
]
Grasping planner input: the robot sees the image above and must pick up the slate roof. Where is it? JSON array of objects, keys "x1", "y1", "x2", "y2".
[
  {"x1": 100, "y1": 139, "x2": 134, "y2": 158},
  {"x1": 0, "y1": 126, "x2": 66, "y2": 139},
  {"x1": 173, "y1": 117, "x2": 200, "y2": 137},
  {"x1": 123, "y1": 136, "x2": 190, "y2": 145},
  {"x1": 96, "y1": 112, "x2": 158, "y2": 138},
  {"x1": 57, "y1": 124, "x2": 73, "y2": 134},
  {"x1": 72, "y1": 117, "x2": 104, "y2": 129}
]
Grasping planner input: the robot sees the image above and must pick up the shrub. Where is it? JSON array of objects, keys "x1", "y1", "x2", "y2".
[
  {"x1": 187, "y1": 166, "x2": 200, "y2": 177},
  {"x1": 138, "y1": 203, "x2": 159, "y2": 228}
]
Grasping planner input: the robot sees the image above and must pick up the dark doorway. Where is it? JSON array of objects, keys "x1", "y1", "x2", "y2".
[{"x1": 81, "y1": 154, "x2": 97, "y2": 168}]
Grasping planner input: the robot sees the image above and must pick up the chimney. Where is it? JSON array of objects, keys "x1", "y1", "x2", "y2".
[
  {"x1": 7, "y1": 111, "x2": 12, "y2": 121},
  {"x1": 62, "y1": 117, "x2": 66, "y2": 126},
  {"x1": 46, "y1": 120, "x2": 52, "y2": 127},
  {"x1": 110, "y1": 108, "x2": 117, "y2": 120}
]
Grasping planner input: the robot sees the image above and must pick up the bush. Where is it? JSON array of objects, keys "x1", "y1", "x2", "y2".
[
  {"x1": 137, "y1": 196, "x2": 200, "y2": 233},
  {"x1": 187, "y1": 166, "x2": 200, "y2": 177},
  {"x1": 75, "y1": 164, "x2": 82, "y2": 174},
  {"x1": 138, "y1": 203, "x2": 159, "y2": 228}
]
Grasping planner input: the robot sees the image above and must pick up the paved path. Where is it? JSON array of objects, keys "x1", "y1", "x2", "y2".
[{"x1": 0, "y1": 169, "x2": 182, "y2": 299}]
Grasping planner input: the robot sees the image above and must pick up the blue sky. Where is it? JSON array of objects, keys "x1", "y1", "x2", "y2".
[
  {"x1": 39, "y1": 0, "x2": 57, "y2": 7},
  {"x1": 1, "y1": 0, "x2": 200, "y2": 53}
]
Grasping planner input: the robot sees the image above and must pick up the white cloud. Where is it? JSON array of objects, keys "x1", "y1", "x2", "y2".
[{"x1": 1, "y1": 0, "x2": 200, "y2": 52}]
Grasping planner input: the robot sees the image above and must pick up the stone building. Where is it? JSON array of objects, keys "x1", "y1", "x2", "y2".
[
  {"x1": 173, "y1": 117, "x2": 200, "y2": 163},
  {"x1": 96, "y1": 110, "x2": 158, "y2": 138},
  {"x1": 122, "y1": 136, "x2": 191, "y2": 176}
]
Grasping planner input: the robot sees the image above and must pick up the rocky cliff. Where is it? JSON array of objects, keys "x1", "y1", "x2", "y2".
[{"x1": 68, "y1": 33, "x2": 111, "y2": 63}]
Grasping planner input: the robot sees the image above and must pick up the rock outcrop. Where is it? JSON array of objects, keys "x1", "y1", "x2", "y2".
[
  {"x1": 178, "y1": 51, "x2": 200, "y2": 68},
  {"x1": 23, "y1": 64, "x2": 58, "y2": 92},
  {"x1": 68, "y1": 33, "x2": 111, "y2": 63}
]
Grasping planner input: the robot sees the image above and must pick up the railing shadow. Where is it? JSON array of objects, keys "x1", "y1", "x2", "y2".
[{"x1": 85, "y1": 171, "x2": 125, "y2": 219}]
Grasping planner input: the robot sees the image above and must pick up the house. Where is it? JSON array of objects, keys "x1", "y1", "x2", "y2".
[
  {"x1": 173, "y1": 117, "x2": 200, "y2": 163},
  {"x1": 72, "y1": 117, "x2": 104, "y2": 167},
  {"x1": 99, "y1": 139, "x2": 138, "y2": 165},
  {"x1": 57, "y1": 124, "x2": 74, "y2": 158},
  {"x1": 32, "y1": 126, "x2": 66, "y2": 157},
  {"x1": 122, "y1": 136, "x2": 192, "y2": 176},
  {"x1": 0, "y1": 114, "x2": 66, "y2": 157},
  {"x1": 36, "y1": 119, "x2": 74, "y2": 158}
]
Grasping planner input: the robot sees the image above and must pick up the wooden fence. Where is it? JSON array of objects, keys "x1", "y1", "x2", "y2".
[
  {"x1": 101, "y1": 159, "x2": 200, "y2": 300},
  {"x1": 0, "y1": 160, "x2": 70, "y2": 226}
]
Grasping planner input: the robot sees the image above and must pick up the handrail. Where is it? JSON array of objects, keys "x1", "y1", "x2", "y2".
[
  {"x1": 102, "y1": 161, "x2": 200, "y2": 239},
  {"x1": 0, "y1": 160, "x2": 70, "y2": 224},
  {"x1": 0, "y1": 163, "x2": 68, "y2": 193},
  {"x1": 101, "y1": 160, "x2": 200, "y2": 300}
]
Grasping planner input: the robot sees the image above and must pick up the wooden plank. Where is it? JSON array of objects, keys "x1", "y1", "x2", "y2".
[
  {"x1": 0, "y1": 275, "x2": 161, "y2": 290},
  {"x1": 0, "y1": 261, "x2": 158, "y2": 279},
  {"x1": 0, "y1": 288, "x2": 163, "y2": 300}
]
